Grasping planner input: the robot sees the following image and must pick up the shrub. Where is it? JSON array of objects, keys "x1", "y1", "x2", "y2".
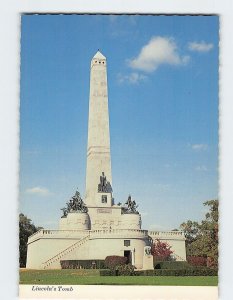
[
  {"x1": 187, "y1": 256, "x2": 207, "y2": 267},
  {"x1": 115, "y1": 264, "x2": 135, "y2": 276},
  {"x1": 153, "y1": 256, "x2": 173, "y2": 262},
  {"x1": 154, "y1": 261, "x2": 191, "y2": 270},
  {"x1": 104, "y1": 256, "x2": 127, "y2": 270},
  {"x1": 207, "y1": 256, "x2": 218, "y2": 269},
  {"x1": 135, "y1": 270, "x2": 155, "y2": 276},
  {"x1": 100, "y1": 269, "x2": 115, "y2": 276},
  {"x1": 100, "y1": 265, "x2": 135, "y2": 276}
]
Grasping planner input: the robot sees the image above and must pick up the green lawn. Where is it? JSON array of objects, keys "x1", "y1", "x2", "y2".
[{"x1": 20, "y1": 269, "x2": 218, "y2": 286}]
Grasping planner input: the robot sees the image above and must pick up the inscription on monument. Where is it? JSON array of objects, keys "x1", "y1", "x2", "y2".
[{"x1": 97, "y1": 208, "x2": 112, "y2": 214}]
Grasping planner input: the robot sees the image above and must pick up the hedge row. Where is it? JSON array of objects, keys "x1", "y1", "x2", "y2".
[
  {"x1": 100, "y1": 268, "x2": 218, "y2": 276},
  {"x1": 154, "y1": 261, "x2": 191, "y2": 270},
  {"x1": 135, "y1": 268, "x2": 218, "y2": 276},
  {"x1": 61, "y1": 260, "x2": 105, "y2": 269},
  {"x1": 100, "y1": 265, "x2": 135, "y2": 276},
  {"x1": 115, "y1": 264, "x2": 135, "y2": 276}
]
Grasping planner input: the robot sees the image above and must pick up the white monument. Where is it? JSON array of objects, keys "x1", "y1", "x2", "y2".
[
  {"x1": 26, "y1": 51, "x2": 186, "y2": 270},
  {"x1": 85, "y1": 50, "x2": 112, "y2": 208}
]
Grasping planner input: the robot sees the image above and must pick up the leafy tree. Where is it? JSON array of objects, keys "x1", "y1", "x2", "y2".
[
  {"x1": 180, "y1": 220, "x2": 200, "y2": 256},
  {"x1": 19, "y1": 213, "x2": 42, "y2": 267},
  {"x1": 180, "y1": 220, "x2": 200, "y2": 244},
  {"x1": 151, "y1": 239, "x2": 173, "y2": 261},
  {"x1": 180, "y1": 200, "x2": 218, "y2": 268}
]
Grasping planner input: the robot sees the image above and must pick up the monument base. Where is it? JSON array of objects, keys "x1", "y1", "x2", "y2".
[{"x1": 142, "y1": 255, "x2": 154, "y2": 270}]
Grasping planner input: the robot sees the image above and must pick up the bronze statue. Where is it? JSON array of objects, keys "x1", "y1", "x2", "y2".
[
  {"x1": 122, "y1": 195, "x2": 139, "y2": 214},
  {"x1": 98, "y1": 171, "x2": 112, "y2": 193},
  {"x1": 145, "y1": 246, "x2": 151, "y2": 255},
  {"x1": 60, "y1": 207, "x2": 68, "y2": 218},
  {"x1": 60, "y1": 189, "x2": 88, "y2": 217}
]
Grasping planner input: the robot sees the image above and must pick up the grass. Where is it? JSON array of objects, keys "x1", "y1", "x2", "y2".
[{"x1": 19, "y1": 269, "x2": 218, "y2": 286}]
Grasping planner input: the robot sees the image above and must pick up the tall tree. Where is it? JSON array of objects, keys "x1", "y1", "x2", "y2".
[
  {"x1": 19, "y1": 213, "x2": 42, "y2": 267},
  {"x1": 180, "y1": 220, "x2": 200, "y2": 243}
]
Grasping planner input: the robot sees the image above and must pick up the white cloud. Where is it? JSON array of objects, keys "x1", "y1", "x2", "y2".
[
  {"x1": 188, "y1": 41, "x2": 214, "y2": 52},
  {"x1": 195, "y1": 165, "x2": 208, "y2": 172},
  {"x1": 191, "y1": 144, "x2": 208, "y2": 151},
  {"x1": 129, "y1": 36, "x2": 189, "y2": 73},
  {"x1": 117, "y1": 72, "x2": 147, "y2": 84},
  {"x1": 25, "y1": 186, "x2": 52, "y2": 197}
]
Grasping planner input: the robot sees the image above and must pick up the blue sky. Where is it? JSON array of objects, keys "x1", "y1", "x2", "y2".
[{"x1": 20, "y1": 15, "x2": 218, "y2": 231}]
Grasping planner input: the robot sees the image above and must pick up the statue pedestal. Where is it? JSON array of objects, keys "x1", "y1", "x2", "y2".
[
  {"x1": 142, "y1": 255, "x2": 154, "y2": 270},
  {"x1": 142, "y1": 246, "x2": 154, "y2": 270},
  {"x1": 59, "y1": 212, "x2": 90, "y2": 230}
]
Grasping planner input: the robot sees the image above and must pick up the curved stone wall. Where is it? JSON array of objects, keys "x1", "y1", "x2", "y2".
[
  {"x1": 119, "y1": 213, "x2": 142, "y2": 229},
  {"x1": 59, "y1": 212, "x2": 90, "y2": 230}
]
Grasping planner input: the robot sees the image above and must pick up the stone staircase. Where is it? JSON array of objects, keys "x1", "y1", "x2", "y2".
[{"x1": 42, "y1": 234, "x2": 90, "y2": 269}]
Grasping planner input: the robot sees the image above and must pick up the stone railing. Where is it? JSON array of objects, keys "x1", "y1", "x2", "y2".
[
  {"x1": 90, "y1": 228, "x2": 148, "y2": 239},
  {"x1": 27, "y1": 229, "x2": 43, "y2": 240},
  {"x1": 28, "y1": 228, "x2": 184, "y2": 244},
  {"x1": 28, "y1": 228, "x2": 148, "y2": 244},
  {"x1": 148, "y1": 230, "x2": 185, "y2": 240},
  {"x1": 28, "y1": 229, "x2": 90, "y2": 244}
]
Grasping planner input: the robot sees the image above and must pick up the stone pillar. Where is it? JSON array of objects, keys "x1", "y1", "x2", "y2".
[
  {"x1": 132, "y1": 249, "x2": 136, "y2": 266},
  {"x1": 85, "y1": 51, "x2": 112, "y2": 207}
]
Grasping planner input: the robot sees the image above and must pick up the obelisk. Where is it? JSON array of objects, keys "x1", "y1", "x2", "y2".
[{"x1": 85, "y1": 50, "x2": 112, "y2": 207}]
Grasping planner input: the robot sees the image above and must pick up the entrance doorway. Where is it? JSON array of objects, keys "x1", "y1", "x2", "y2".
[{"x1": 124, "y1": 250, "x2": 131, "y2": 264}]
